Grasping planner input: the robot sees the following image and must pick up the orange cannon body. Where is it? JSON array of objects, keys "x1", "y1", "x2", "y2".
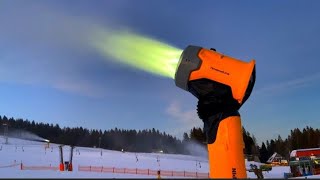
[
  {"x1": 174, "y1": 45, "x2": 256, "y2": 178},
  {"x1": 207, "y1": 115, "x2": 246, "y2": 178}
]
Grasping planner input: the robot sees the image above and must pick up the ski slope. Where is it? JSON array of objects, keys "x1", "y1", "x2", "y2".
[{"x1": 0, "y1": 136, "x2": 298, "y2": 178}]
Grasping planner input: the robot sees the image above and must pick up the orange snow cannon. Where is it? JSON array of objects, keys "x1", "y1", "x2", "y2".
[{"x1": 174, "y1": 45, "x2": 256, "y2": 178}]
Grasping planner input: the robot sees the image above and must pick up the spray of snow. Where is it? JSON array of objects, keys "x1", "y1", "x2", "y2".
[
  {"x1": 184, "y1": 140, "x2": 208, "y2": 159},
  {"x1": 7, "y1": 129, "x2": 48, "y2": 142}
]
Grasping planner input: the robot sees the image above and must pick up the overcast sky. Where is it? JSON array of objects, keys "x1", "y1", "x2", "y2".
[{"x1": 1, "y1": 0, "x2": 320, "y2": 144}]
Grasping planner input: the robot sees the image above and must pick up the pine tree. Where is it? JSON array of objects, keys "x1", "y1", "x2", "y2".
[
  {"x1": 183, "y1": 132, "x2": 189, "y2": 142},
  {"x1": 259, "y1": 142, "x2": 269, "y2": 163}
]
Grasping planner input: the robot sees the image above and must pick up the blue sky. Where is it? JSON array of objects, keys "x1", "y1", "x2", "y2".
[{"x1": 1, "y1": 0, "x2": 320, "y2": 145}]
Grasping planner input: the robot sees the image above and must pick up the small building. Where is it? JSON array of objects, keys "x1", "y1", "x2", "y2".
[{"x1": 266, "y1": 152, "x2": 288, "y2": 166}]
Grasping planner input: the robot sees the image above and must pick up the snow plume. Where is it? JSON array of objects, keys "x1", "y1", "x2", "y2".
[
  {"x1": 7, "y1": 129, "x2": 48, "y2": 142},
  {"x1": 184, "y1": 140, "x2": 208, "y2": 159}
]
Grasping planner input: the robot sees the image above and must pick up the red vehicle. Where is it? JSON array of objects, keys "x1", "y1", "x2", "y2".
[{"x1": 289, "y1": 148, "x2": 320, "y2": 177}]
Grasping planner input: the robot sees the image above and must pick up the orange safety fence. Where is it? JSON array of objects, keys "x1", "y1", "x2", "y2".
[
  {"x1": 78, "y1": 165, "x2": 209, "y2": 178},
  {"x1": 21, "y1": 163, "x2": 59, "y2": 171},
  {"x1": 17, "y1": 163, "x2": 209, "y2": 178}
]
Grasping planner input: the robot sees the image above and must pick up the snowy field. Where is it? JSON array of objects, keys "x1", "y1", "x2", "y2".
[{"x1": 0, "y1": 136, "x2": 308, "y2": 179}]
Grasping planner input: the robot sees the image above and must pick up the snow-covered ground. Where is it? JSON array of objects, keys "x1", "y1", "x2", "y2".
[{"x1": 0, "y1": 136, "x2": 301, "y2": 178}]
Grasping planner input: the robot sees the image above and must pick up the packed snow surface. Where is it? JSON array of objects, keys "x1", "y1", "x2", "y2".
[{"x1": 0, "y1": 136, "x2": 307, "y2": 178}]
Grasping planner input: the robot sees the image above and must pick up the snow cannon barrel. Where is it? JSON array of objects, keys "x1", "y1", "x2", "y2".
[
  {"x1": 174, "y1": 45, "x2": 256, "y2": 143},
  {"x1": 174, "y1": 45, "x2": 256, "y2": 178},
  {"x1": 46, "y1": 140, "x2": 50, "y2": 148},
  {"x1": 28, "y1": 138, "x2": 50, "y2": 148},
  {"x1": 174, "y1": 45, "x2": 255, "y2": 107},
  {"x1": 23, "y1": 138, "x2": 50, "y2": 143}
]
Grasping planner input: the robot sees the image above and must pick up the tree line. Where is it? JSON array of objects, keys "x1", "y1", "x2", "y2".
[
  {"x1": 258, "y1": 126, "x2": 320, "y2": 162},
  {"x1": 0, "y1": 115, "x2": 187, "y2": 154},
  {"x1": 1, "y1": 115, "x2": 320, "y2": 162},
  {"x1": 181, "y1": 126, "x2": 320, "y2": 163}
]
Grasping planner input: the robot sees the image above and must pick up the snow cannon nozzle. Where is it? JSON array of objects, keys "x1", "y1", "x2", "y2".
[
  {"x1": 174, "y1": 45, "x2": 256, "y2": 110},
  {"x1": 30, "y1": 138, "x2": 50, "y2": 143}
]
